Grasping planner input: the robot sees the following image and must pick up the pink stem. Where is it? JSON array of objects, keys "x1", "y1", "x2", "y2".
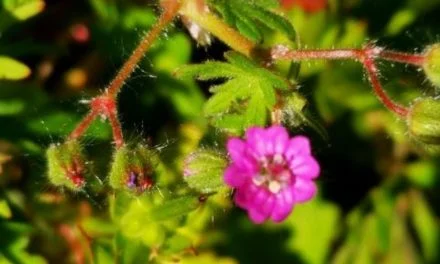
[
  {"x1": 378, "y1": 50, "x2": 425, "y2": 66},
  {"x1": 271, "y1": 45, "x2": 411, "y2": 117},
  {"x1": 68, "y1": 110, "x2": 98, "y2": 140}
]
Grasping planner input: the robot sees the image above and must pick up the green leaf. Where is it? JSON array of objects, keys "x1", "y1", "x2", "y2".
[
  {"x1": 89, "y1": 0, "x2": 119, "y2": 24},
  {"x1": 208, "y1": 0, "x2": 295, "y2": 42},
  {"x1": 176, "y1": 52, "x2": 289, "y2": 133},
  {"x1": 0, "y1": 100, "x2": 25, "y2": 116},
  {"x1": 149, "y1": 195, "x2": 200, "y2": 221},
  {"x1": 285, "y1": 198, "x2": 341, "y2": 264},
  {"x1": 3, "y1": 0, "x2": 45, "y2": 20},
  {"x1": 410, "y1": 191, "x2": 439, "y2": 262},
  {"x1": 0, "y1": 222, "x2": 46, "y2": 264},
  {"x1": 0, "y1": 199, "x2": 12, "y2": 219},
  {"x1": 0, "y1": 57, "x2": 31, "y2": 80}
]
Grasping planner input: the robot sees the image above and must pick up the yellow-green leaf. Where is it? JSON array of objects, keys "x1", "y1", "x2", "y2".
[
  {"x1": 4, "y1": 0, "x2": 45, "y2": 21},
  {"x1": 0, "y1": 57, "x2": 31, "y2": 80}
]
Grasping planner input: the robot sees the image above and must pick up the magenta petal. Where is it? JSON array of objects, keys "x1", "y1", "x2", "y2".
[
  {"x1": 245, "y1": 127, "x2": 269, "y2": 157},
  {"x1": 271, "y1": 189, "x2": 294, "y2": 222},
  {"x1": 252, "y1": 188, "x2": 270, "y2": 208},
  {"x1": 234, "y1": 188, "x2": 248, "y2": 209},
  {"x1": 227, "y1": 138, "x2": 246, "y2": 162},
  {"x1": 266, "y1": 126, "x2": 289, "y2": 154},
  {"x1": 290, "y1": 155, "x2": 320, "y2": 179},
  {"x1": 284, "y1": 136, "x2": 311, "y2": 161},
  {"x1": 224, "y1": 166, "x2": 246, "y2": 187},
  {"x1": 293, "y1": 179, "x2": 317, "y2": 203},
  {"x1": 248, "y1": 208, "x2": 269, "y2": 224},
  {"x1": 259, "y1": 194, "x2": 276, "y2": 217}
]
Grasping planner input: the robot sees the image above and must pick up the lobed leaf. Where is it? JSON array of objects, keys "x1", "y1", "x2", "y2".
[
  {"x1": 208, "y1": 0, "x2": 295, "y2": 43},
  {"x1": 176, "y1": 52, "x2": 289, "y2": 133}
]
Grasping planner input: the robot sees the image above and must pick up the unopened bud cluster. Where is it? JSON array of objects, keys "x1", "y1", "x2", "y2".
[
  {"x1": 109, "y1": 144, "x2": 159, "y2": 193},
  {"x1": 404, "y1": 43, "x2": 440, "y2": 154},
  {"x1": 46, "y1": 140, "x2": 87, "y2": 191},
  {"x1": 46, "y1": 140, "x2": 160, "y2": 193},
  {"x1": 423, "y1": 44, "x2": 440, "y2": 88},
  {"x1": 407, "y1": 97, "x2": 440, "y2": 154}
]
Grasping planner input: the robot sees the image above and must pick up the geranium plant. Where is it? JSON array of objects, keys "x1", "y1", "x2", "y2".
[{"x1": 1, "y1": 0, "x2": 440, "y2": 263}]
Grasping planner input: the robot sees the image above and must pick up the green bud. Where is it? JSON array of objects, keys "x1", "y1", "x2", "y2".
[
  {"x1": 407, "y1": 97, "x2": 440, "y2": 154},
  {"x1": 280, "y1": 92, "x2": 307, "y2": 128},
  {"x1": 423, "y1": 44, "x2": 440, "y2": 87},
  {"x1": 183, "y1": 149, "x2": 228, "y2": 194},
  {"x1": 109, "y1": 144, "x2": 158, "y2": 193},
  {"x1": 46, "y1": 140, "x2": 86, "y2": 191}
]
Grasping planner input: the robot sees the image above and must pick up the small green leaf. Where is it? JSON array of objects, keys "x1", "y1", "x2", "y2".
[
  {"x1": 0, "y1": 57, "x2": 31, "y2": 80},
  {"x1": 3, "y1": 0, "x2": 45, "y2": 20},
  {"x1": 208, "y1": 0, "x2": 295, "y2": 42},
  {"x1": 176, "y1": 52, "x2": 289, "y2": 133},
  {"x1": 0, "y1": 100, "x2": 25, "y2": 116},
  {"x1": 410, "y1": 191, "x2": 439, "y2": 262},
  {"x1": 0, "y1": 199, "x2": 12, "y2": 219},
  {"x1": 286, "y1": 198, "x2": 341, "y2": 264},
  {"x1": 149, "y1": 195, "x2": 200, "y2": 221}
]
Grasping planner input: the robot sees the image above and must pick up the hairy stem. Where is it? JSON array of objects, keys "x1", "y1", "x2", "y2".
[
  {"x1": 180, "y1": 0, "x2": 255, "y2": 57},
  {"x1": 271, "y1": 45, "x2": 410, "y2": 117},
  {"x1": 67, "y1": 1, "x2": 180, "y2": 142},
  {"x1": 107, "y1": 110, "x2": 124, "y2": 148},
  {"x1": 106, "y1": 0, "x2": 181, "y2": 97},
  {"x1": 378, "y1": 50, "x2": 425, "y2": 66},
  {"x1": 362, "y1": 57, "x2": 409, "y2": 117},
  {"x1": 68, "y1": 110, "x2": 98, "y2": 141}
]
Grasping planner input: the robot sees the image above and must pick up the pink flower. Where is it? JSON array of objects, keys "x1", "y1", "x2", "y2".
[{"x1": 224, "y1": 126, "x2": 320, "y2": 224}]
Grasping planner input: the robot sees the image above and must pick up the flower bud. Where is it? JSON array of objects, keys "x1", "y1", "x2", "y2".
[
  {"x1": 407, "y1": 97, "x2": 440, "y2": 154},
  {"x1": 183, "y1": 149, "x2": 228, "y2": 194},
  {"x1": 109, "y1": 144, "x2": 158, "y2": 193},
  {"x1": 423, "y1": 44, "x2": 440, "y2": 87},
  {"x1": 46, "y1": 140, "x2": 86, "y2": 191}
]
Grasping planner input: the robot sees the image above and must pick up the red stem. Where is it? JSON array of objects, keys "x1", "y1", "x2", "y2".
[
  {"x1": 58, "y1": 224, "x2": 85, "y2": 264},
  {"x1": 362, "y1": 57, "x2": 409, "y2": 117},
  {"x1": 271, "y1": 45, "x2": 411, "y2": 117},
  {"x1": 66, "y1": 1, "x2": 180, "y2": 144},
  {"x1": 106, "y1": 0, "x2": 180, "y2": 98},
  {"x1": 68, "y1": 110, "x2": 98, "y2": 140},
  {"x1": 271, "y1": 47, "x2": 360, "y2": 61},
  {"x1": 378, "y1": 50, "x2": 425, "y2": 66},
  {"x1": 107, "y1": 110, "x2": 124, "y2": 148}
]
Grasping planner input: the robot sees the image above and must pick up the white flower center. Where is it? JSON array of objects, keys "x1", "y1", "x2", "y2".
[{"x1": 252, "y1": 154, "x2": 292, "y2": 194}]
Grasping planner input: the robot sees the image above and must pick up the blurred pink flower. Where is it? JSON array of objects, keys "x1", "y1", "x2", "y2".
[{"x1": 224, "y1": 126, "x2": 320, "y2": 223}]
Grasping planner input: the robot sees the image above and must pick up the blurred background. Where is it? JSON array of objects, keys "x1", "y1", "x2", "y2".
[{"x1": 1, "y1": 0, "x2": 440, "y2": 263}]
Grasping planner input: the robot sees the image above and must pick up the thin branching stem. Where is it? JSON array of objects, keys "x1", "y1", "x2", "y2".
[
  {"x1": 271, "y1": 45, "x2": 412, "y2": 117},
  {"x1": 106, "y1": 0, "x2": 181, "y2": 97},
  {"x1": 68, "y1": 110, "x2": 98, "y2": 141},
  {"x1": 67, "y1": 0, "x2": 180, "y2": 143}
]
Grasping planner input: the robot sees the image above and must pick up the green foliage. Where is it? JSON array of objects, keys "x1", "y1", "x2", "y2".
[
  {"x1": 285, "y1": 198, "x2": 341, "y2": 264},
  {"x1": 176, "y1": 51, "x2": 289, "y2": 134},
  {"x1": 0, "y1": 222, "x2": 46, "y2": 264},
  {"x1": 207, "y1": 0, "x2": 295, "y2": 43},
  {"x1": 183, "y1": 149, "x2": 228, "y2": 194},
  {"x1": 0, "y1": 0, "x2": 45, "y2": 31},
  {"x1": 0, "y1": 57, "x2": 30, "y2": 80},
  {"x1": 1, "y1": 0, "x2": 440, "y2": 263},
  {"x1": 0, "y1": 200, "x2": 12, "y2": 219}
]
